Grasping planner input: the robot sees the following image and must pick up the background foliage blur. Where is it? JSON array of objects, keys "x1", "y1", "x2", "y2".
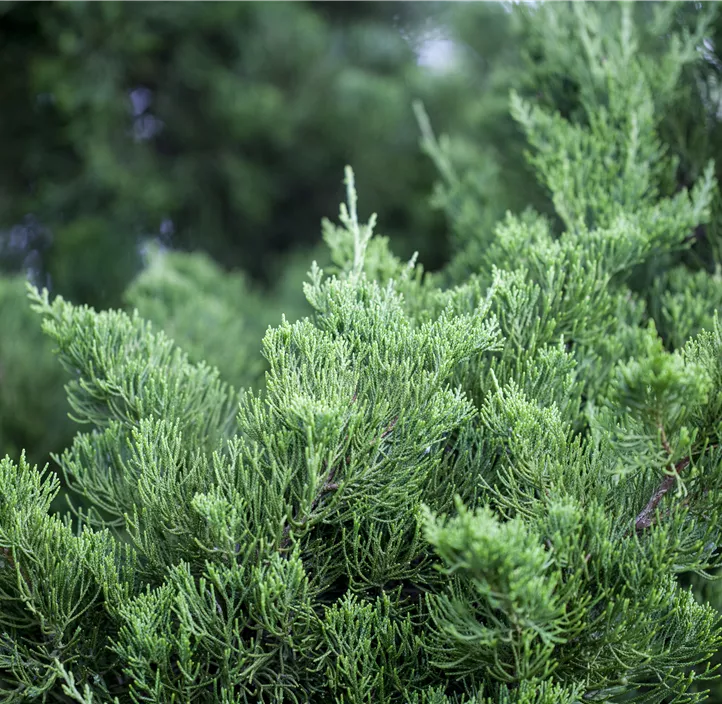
[{"x1": 1, "y1": 1, "x2": 458, "y2": 306}]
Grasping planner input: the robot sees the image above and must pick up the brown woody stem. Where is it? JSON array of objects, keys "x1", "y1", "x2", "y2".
[{"x1": 634, "y1": 456, "x2": 690, "y2": 533}]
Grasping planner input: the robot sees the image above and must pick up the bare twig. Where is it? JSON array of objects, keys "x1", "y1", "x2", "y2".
[
  {"x1": 633, "y1": 434, "x2": 721, "y2": 535},
  {"x1": 630, "y1": 419, "x2": 705, "y2": 535},
  {"x1": 633, "y1": 456, "x2": 690, "y2": 533}
]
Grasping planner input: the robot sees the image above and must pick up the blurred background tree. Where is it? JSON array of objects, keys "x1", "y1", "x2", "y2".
[
  {"x1": 123, "y1": 243, "x2": 316, "y2": 391},
  {"x1": 0, "y1": 275, "x2": 72, "y2": 467},
  {"x1": 0, "y1": 1, "x2": 478, "y2": 307}
]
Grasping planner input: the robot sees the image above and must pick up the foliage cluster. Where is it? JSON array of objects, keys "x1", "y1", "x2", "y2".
[
  {"x1": 3, "y1": 4, "x2": 722, "y2": 702},
  {"x1": 5, "y1": 3, "x2": 722, "y2": 702}
]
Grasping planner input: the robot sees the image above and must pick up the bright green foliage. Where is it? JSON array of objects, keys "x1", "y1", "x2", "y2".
[
  {"x1": 5, "y1": 4, "x2": 722, "y2": 703},
  {"x1": 0, "y1": 243, "x2": 315, "y2": 474}
]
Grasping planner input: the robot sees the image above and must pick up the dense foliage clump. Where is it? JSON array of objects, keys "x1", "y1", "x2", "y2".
[{"x1": 5, "y1": 3, "x2": 722, "y2": 703}]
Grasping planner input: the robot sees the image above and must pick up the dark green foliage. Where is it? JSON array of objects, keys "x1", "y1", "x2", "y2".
[{"x1": 0, "y1": 1, "x2": 460, "y2": 307}]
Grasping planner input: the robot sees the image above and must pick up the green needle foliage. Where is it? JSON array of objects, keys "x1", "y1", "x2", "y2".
[
  {"x1": 0, "y1": 275, "x2": 73, "y2": 466},
  {"x1": 0, "y1": 244, "x2": 315, "y2": 466},
  {"x1": 123, "y1": 246, "x2": 267, "y2": 391},
  {"x1": 6, "y1": 4, "x2": 722, "y2": 703}
]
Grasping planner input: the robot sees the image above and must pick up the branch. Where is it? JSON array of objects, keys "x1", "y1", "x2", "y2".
[
  {"x1": 633, "y1": 430, "x2": 721, "y2": 534},
  {"x1": 279, "y1": 460, "x2": 340, "y2": 554},
  {"x1": 633, "y1": 456, "x2": 690, "y2": 534}
]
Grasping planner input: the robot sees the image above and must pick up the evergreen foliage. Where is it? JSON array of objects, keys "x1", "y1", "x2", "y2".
[
  {"x1": 0, "y1": 275, "x2": 72, "y2": 466},
  {"x1": 0, "y1": 243, "x2": 315, "y2": 474},
  {"x1": 427, "y1": 2, "x2": 720, "y2": 284},
  {"x1": 5, "y1": 3, "x2": 722, "y2": 703},
  {"x1": 123, "y1": 246, "x2": 267, "y2": 390}
]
